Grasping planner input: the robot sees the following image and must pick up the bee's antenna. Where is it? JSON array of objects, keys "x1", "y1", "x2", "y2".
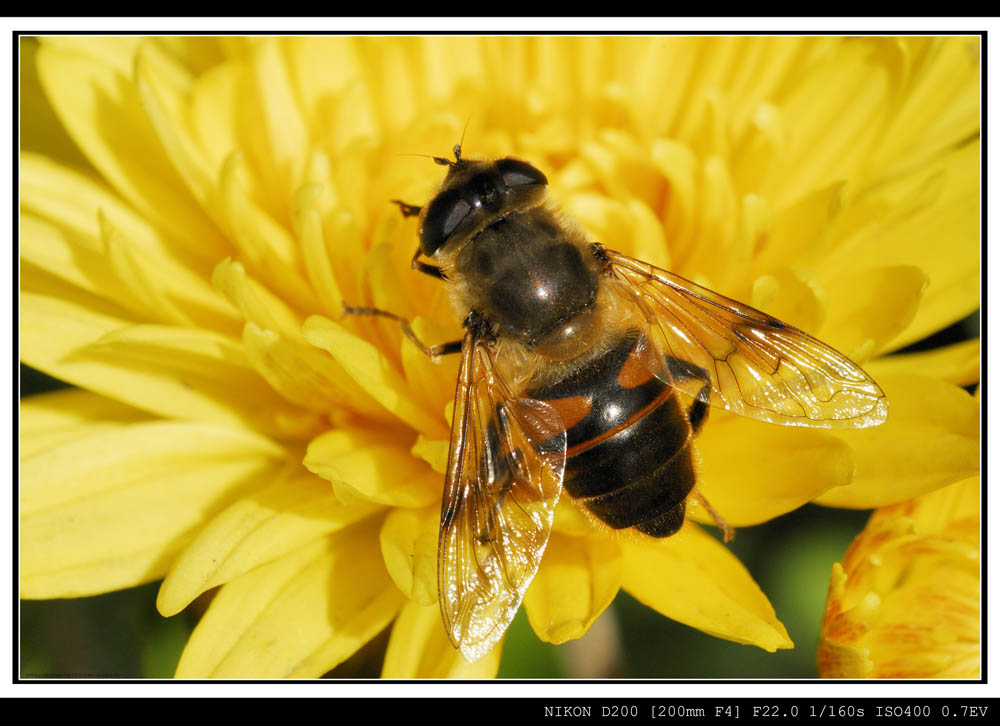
[
  {"x1": 453, "y1": 116, "x2": 472, "y2": 165},
  {"x1": 459, "y1": 114, "x2": 471, "y2": 150},
  {"x1": 397, "y1": 152, "x2": 438, "y2": 162},
  {"x1": 399, "y1": 150, "x2": 459, "y2": 169},
  {"x1": 434, "y1": 118, "x2": 472, "y2": 169}
]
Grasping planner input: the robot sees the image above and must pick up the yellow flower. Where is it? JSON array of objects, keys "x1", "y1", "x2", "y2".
[
  {"x1": 20, "y1": 36, "x2": 979, "y2": 678},
  {"x1": 818, "y1": 475, "x2": 980, "y2": 678}
]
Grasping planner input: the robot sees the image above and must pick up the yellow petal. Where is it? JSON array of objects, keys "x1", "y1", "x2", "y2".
[
  {"x1": 132, "y1": 44, "x2": 233, "y2": 255},
  {"x1": 243, "y1": 40, "x2": 309, "y2": 209},
  {"x1": 175, "y1": 519, "x2": 404, "y2": 678},
  {"x1": 719, "y1": 193, "x2": 771, "y2": 292},
  {"x1": 868, "y1": 338, "x2": 979, "y2": 388},
  {"x1": 321, "y1": 135, "x2": 381, "y2": 226},
  {"x1": 20, "y1": 153, "x2": 238, "y2": 331},
  {"x1": 751, "y1": 266, "x2": 827, "y2": 335},
  {"x1": 363, "y1": 242, "x2": 423, "y2": 359},
  {"x1": 210, "y1": 257, "x2": 303, "y2": 342},
  {"x1": 382, "y1": 600, "x2": 501, "y2": 678},
  {"x1": 563, "y1": 193, "x2": 631, "y2": 251},
  {"x1": 620, "y1": 522, "x2": 793, "y2": 651},
  {"x1": 731, "y1": 100, "x2": 789, "y2": 196},
  {"x1": 553, "y1": 498, "x2": 605, "y2": 537},
  {"x1": 533, "y1": 36, "x2": 577, "y2": 112},
  {"x1": 152, "y1": 37, "x2": 226, "y2": 76},
  {"x1": 821, "y1": 265, "x2": 928, "y2": 358},
  {"x1": 580, "y1": 131, "x2": 665, "y2": 215},
  {"x1": 523, "y1": 533, "x2": 621, "y2": 645},
  {"x1": 817, "y1": 373, "x2": 979, "y2": 508},
  {"x1": 97, "y1": 213, "x2": 195, "y2": 326},
  {"x1": 19, "y1": 388, "x2": 151, "y2": 459},
  {"x1": 772, "y1": 40, "x2": 893, "y2": 207},
  {"x1": 360, "y1": 37, "x2": 424, "y2": 134},
  {"x1": 379, "y1": 505, "x2": 440, "y2": 606},
  {"x1": 188, "y1": 56, "x2": 243, "y2": 176},
  {"x1": 750, "y1": 181, "x2": 844, "y2": 275},
  {"x1": 696, "y1": 419, "x2": 855, "y2": 527},
  {"x1": 302, "y1": 315, "x2": 449, "y2": 439},
  {"x1": 217, "y1": 151, "x2": 321, "y2": 313},
  {"x1": 34, "y1": 45, "x2": 229, "y2": 264},
  {"x1": 19, "y1": 208, "x2": 228, "y2": 335},
  {"x1": 20, "y1": 421, "x2": 285, "y2": 598},
  {"x1": 819, "y1": 474, "x2": 980, "y2": 679},
  {"x1": 411, "y1": 435, "x2": 448, "y2": 475},
  {"x1": 20, "y1": 294, "x2": 316, "y2": 437},
  {"x1": 400, "y1": 316, "x2": 463, "y2": 418},
  {"x1": 827, "y1": 139, "x2": 980, "y2": 350},
  {"x1": 283, "y1": 38, "x2": 371, "y2": 143},
  {"x1": 158, "y1": 469, "x2": 381, "y2": 616},
  {"x1": 817, "y1": 563, "x2": 876, "y2": 678},
  {"x1": 866, "y1": 38, "x2": 980, "y2": 178},
  {"x1": 651, "y1": 138, "x2": 697, "y2": 249},
  {"x1": 20, "y1": 38, "x2": 93, "y2": 172},
  {"x1": 906, "y1": 474, "x2": 980, "y2": 536},
  {"x1": 625, "y1": 198, "x2": 672, "y2": 272},
  {"x1": 292, "y1": 179, "x2": 344, "y2": 319},
  {"x1": 305, "y1": 191, "x2": 366, "y2": 308},
  {"x1": 679, "y1": 155, "x2": 739, "y2": 280},
  {"x1": 304, "y1": 427, "x2": 439, "y2": 508},
  {"x1": 241, "y1": 322, "x2": 398, "y2": 430},
  {"x1": 631, "y1": 37, "x2": 699, "y2": 138},
  {"x1": 39, "y1": 36, "x2": 143, "y2": 77},
  {"x1": 418, "y1": 36, "x2": 487, "y2": 105},
  {"x1": 88, "y1": 324, "x2": 324, "y2": 436},
  {"x1": 570, "y1": 188, "x2": 673, "y2": 274}
]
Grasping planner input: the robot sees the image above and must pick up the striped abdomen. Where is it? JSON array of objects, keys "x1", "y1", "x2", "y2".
[{"x1": 527, "y1": 329, "x2": 705, "y2": 537}]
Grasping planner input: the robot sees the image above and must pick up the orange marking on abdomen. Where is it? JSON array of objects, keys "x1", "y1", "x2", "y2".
[
  {"x1": 546, "y1": 395, "x2": 592, "y2": 432},
  {"x1": 616, "y1": 341, "x2": 657, "y2": 389}
]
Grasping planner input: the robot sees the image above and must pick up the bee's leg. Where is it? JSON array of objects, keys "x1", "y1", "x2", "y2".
[
  {"x1": 341, "y1": 304, "x2": 462, "y2": 359},
  {"x1": 390, "y1": 199, "x2": 422, "y2": 217},
  {"x1": 411, "y1": 247, "x2": 447, "y2": 280},
  {"x1": 665, "y1": 356, "x2": 712, "y2": 433},
  {"x1": 687, "y1": 384, "x2": 711, "y2": 434},
  {"x1": 392, "y1": 201, "x2": 447, "y2": 280},
  {"x1": 481, "y1": 412, "x2": 522, "y2": 539},
  {"x1": 691, "y1": 487, "x2": 734, "y2": 543}
]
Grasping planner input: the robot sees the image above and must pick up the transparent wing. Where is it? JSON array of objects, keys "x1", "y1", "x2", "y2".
[
  {"x1": 438, "y1": 330, "x2": 567, "y2": 663},
  {"x1": 604, "y1": 248, "x2": 888, "y2": 429}
]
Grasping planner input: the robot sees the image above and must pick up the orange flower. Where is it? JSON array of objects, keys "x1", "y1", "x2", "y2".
[{"x1": 818, "y1": 475, "x2": 980, "y2": 678}]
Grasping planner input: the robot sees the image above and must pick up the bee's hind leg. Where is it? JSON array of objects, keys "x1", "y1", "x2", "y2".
[
  {"x1": 341, "y1": 304, "x2": 462, "y2": 359},
  {"x1": 665, "y1": 355, "x2": 711, "y2": 433},
  {"x1": 690, "y1": 487, "x2": 734, "y2": 543}
]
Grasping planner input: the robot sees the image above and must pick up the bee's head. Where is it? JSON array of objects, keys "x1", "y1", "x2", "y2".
[{"x1": 418, "y1": 146, "x2": 549, "y2": 258}]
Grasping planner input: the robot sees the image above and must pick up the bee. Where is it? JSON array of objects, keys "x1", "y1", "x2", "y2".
[{"x1": 346, "y1": 144, "x2": 888, "y2": 663}]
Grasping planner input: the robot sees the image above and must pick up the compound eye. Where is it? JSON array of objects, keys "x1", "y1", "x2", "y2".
[
  {"x1": 420, "y1": 189, "x2": 471, "y2": 255},
  {"x1": 468, "y1": 173, "x2": 503, "y2": 212},
  {"x1": 496, "y1": 158, "x2": 548, "y2": 189}
]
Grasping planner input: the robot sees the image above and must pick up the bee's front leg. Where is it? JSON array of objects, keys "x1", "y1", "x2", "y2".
[{"x1": 390, "y1": 199, "x2": 422, "y2": 217}]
